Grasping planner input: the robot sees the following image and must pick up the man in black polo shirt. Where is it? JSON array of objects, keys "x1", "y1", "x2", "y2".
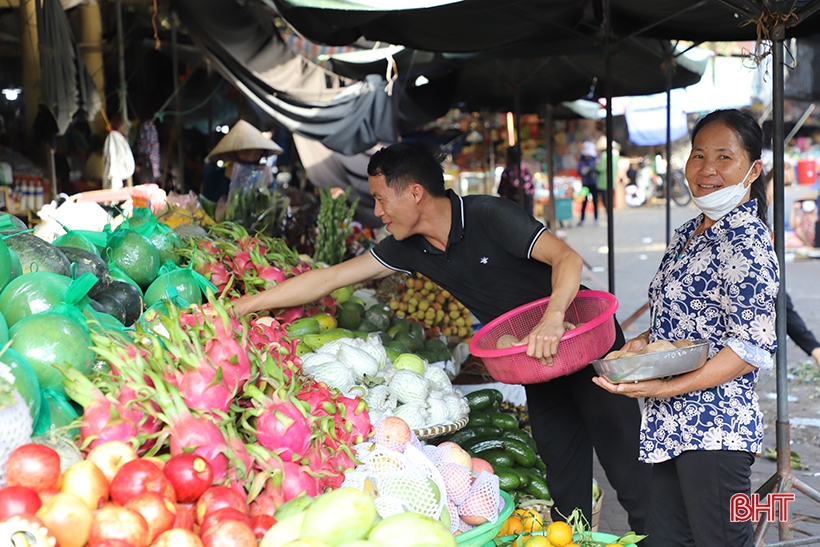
[{"x1": 234, "y1": 142, "x2": 651, "y2": 533}]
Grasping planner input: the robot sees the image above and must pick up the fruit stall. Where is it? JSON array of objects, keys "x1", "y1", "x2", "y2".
[{"x1": 0, "y1": 191, "x2": 644, "y2": 547}]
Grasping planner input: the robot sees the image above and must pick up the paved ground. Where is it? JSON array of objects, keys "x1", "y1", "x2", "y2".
[{"x1": 557, "y1": 185, "x2": 820, "y2": 544}]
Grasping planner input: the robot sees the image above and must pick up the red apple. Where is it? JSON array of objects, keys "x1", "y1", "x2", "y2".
[
  {"x1": 110, "y1": 459, "x2": 171, "y2": 506},
  {"x1": 150, "y1": 528, "x2": 203, "y2": 547},
  {"x1": 89, "y1": 504, "x2": 149, "y2": 547},
  {"x1": 195, "y1": 486, "x2": 247, "y2": 524},
  {"x1": 124, "y1": 492, "x2": 176, "y2": 543},
  {"x1": 61, "y1": 460, "x2": 110, "y2": 510},
  {"x1": 249, "y1": 514, "x2": 276, "y2": 539},
  {"x1": 142, "y1": 456, "x2": 166, "y2": 471},
  {"x1": 86, "y1": 441, "x2": 138, "y2": 483},
  {"x1": 200, "y1": 507, "x2": 250, "y2": 536},
  {"x1": 6, "y1": 444, "x2": 62, "y2": 492},
  {"x1": 201, "y1": 518, "x2": 257, "y2": 547},
  {"x1": 94, "y1": 541, "x2": 136, "y2": 547},
  {"x1": 36, "y1": 492, "x2": 93, "y2": 547},
  {"x1": 173, "y1": 503, "x2": 195, "y2": 531},
  {"x1": 163, "y1": 454, "x2": 213, "y2": 503},
  {"x1": 38, "y1": 489, "x2": 59, "y2": 506},
  {"x1": 0, "y1": 486, "x2": 42, "y2": 519}
]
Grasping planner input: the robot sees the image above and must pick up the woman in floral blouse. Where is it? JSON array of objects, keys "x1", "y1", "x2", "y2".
[{"x1": 594, "y1": 109, "x2": 779, "y2": 547}]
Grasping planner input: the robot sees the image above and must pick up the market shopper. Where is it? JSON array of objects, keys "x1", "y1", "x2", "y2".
[
  {"x1": 577, "y1": 141, "x2": 600, "y2": 226},
  {"x1": 234, "y1": 141, "x2": 651, "y2": 533},
  {"x1": 593, "y1": 109, "x2": 779, "y2": 547},
  {"x1": 594, "y1": 136, "x2": 620, "y2": 214},
  {"x1": 497, "y1": 146, "x2": 535, "y2": 215}
]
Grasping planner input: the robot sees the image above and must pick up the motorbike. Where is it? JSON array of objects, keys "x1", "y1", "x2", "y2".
[{"x1": 625, "y1": 165, "x2": 691, "y2": 207}]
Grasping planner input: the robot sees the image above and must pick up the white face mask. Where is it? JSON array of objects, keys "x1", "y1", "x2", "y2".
[{"x1": 691, "y1": 162, "x2": 756, "y2": 221}]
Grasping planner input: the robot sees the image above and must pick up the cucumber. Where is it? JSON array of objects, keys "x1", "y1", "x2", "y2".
[
  {"x1": 534, "y1": 456, "x2": 547, "y2": 474},
  {"x1": 465, "y1": 389, "x2": 500, "y2": 411},
  {"x1": 525, "y1": 475, "x2": 551, "y2": 500},
  {"x1": 512, "y1": 468, "x2": 530, "y2": 488},
  {"x1": 464, "y1": 438, "x2": 505, "y2": 454},
  {"x1": 444, "y1": 425, "x2": 502, "y2": 446},
  {"x1": 490, "y1": 412, "x2": 520, "y2": 429},
  {"x1": 494, "y1": 467, "x2": 521, "y2": 491},
  {"x1": 479, "y1": 449, "x2": 515, "y2": 469},
  {"x1": 502, "y1": 428, "x2": 538, "y2": 450},
  {"x1": 466, "y1": 411, "x2": 493, "y2": 427},
  {"x1": 519, "y1": 466, "x2": 546, "y2": 484},
  {"x1": 502, "y1": 439, "x2": 537, "y2": 467}
]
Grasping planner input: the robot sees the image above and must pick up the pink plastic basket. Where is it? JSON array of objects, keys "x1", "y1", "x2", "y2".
[{"x1": 468, "y1": 290, "x2": 618, "y2": 384}]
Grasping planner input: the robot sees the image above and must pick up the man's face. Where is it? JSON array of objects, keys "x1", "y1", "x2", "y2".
[{"x1": 369, "y1": 174, "x2": 417, "y2": 240}]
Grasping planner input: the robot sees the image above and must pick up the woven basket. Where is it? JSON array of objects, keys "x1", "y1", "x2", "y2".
[
  {"x1": 413, "y1": 416, "x2": 469, "y2": 441},
  {"x1": 469, "y1": 291, "x2": 618, "y2": 384}
]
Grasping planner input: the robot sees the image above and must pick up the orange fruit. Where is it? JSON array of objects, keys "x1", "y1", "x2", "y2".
[
  {"x1": 506, "y1": 515, "x2": 525, "y2": 535},
  {"x1": 545, "y1": 521, "x2": 573, "y2": 547},
  {"x1": 496, "y1": 518, "x2": 510, "y2": 537},
  {"x1": 521, "y1": 511, "x2": 545, "y2": 533},
  {"x1": 513, "y1": 508, "x2": 530, "y2": 517},
  {"x1": 523, "y1": 537, "x2": 550, "y2": 547}
]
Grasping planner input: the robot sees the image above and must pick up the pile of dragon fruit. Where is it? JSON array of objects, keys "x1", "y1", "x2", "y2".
[{"x1": 73, "y1": 294, "x2": 371, "y2": 512}]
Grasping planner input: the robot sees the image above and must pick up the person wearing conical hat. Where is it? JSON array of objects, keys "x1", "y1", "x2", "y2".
[{"x1": 203, "y1": 120, "x2": 283, "y2": 200}]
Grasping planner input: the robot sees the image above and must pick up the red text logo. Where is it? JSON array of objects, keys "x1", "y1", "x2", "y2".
[{"x1": 730, "y1": 493, "x2": 795, "y2": 522}]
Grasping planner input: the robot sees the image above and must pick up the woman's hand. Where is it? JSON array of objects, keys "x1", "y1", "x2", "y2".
[
  {"x1": 518, "y1": 311, "x2": 566, "y2": 364},
  {"x1": 621, "y1": 331, "x2": 650, "y2": 353},
  {"x1": 592, "y1": 376, "x2": 668, "y2": 398}
]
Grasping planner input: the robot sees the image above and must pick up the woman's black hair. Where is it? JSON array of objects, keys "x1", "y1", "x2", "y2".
[
  {"x1": 691, "y1": 109, "x2": 768, "y2": 225},
  {"x1": 367, "y1": 142, "x2": 447, "y2": 197}
]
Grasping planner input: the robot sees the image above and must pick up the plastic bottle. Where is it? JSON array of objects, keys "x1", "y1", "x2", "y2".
[
  {"x1": 34, "y1": 180, "x2": 44, "y2": 210},
  {"x1": 23, "y1": 179, "x2": 33, "y2": 211}
]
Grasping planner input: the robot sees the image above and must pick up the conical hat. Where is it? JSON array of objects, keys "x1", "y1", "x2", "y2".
[{"x1": 206, "y1": 120, "x2": 283, "y2": 161}]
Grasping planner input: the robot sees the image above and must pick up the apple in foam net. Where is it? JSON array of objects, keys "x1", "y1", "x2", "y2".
[
  {"x1": 6, "y1": 444, "x2": 62, "y2": 492},
  {"x1": 61, "y1": 460, "x2": 110, "y2": 510},
  {"x1": 86, "y1": 441, "x2": 138, "y2": 484},
  {"x1": 36, "y1": 492, "x2": 93, "y2": 547},
  {"x1": 88, "y1": 504, "x2": 150, "y2": 547}
]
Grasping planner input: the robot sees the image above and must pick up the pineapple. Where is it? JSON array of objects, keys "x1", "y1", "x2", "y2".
[{"x1": 0, "y1": 377, "x2": 33, "y2": 486}]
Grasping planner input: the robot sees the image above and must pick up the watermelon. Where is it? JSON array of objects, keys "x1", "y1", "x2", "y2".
[
  {"x1": 33, "y1": 388, "x2": 80, "y2": 438},
  {"x1": 0, "y1": 272, "x2": 72, "y2": 327},
  {"x1": 5, "y1": 233, "x2": 71, "y2": 276},
  {"x1": 144, "y1": 268, "x2": 205, "y2": 308},
  {"x1": 9, "y1": 311, "x2": 94, "y2": 395},
  {"x1": 105, "y1": 230, "x2": 160, "y2": 288},
  {"x1": 53, "y1": 232, "x2": 100, "y2": 256},
  {"x1": 97, "y1": 280, "x2": 143, "y2": 327},
  {"x1": 59, "y1": 246, "x2": 110, "y2": 298}
]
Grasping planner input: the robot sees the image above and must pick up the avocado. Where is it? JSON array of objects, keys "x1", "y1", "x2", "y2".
[{"x1": 336, "y1": 306, "x2": 362, "y2": 330}]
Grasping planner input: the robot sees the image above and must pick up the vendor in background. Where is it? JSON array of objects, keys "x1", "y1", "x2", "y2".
[
  {"x1": 594, "y1": 136, "x2": 620, "y2": 214},
  {"x1": 233, "y1": 142, "x2": 652, "y2": 534},
  {"x1": 576, "y1": 141, "x2": 599, "y2": 226},
  {"x1": 594, "y1": 109, "x2": 778, "y2": 547},
  {"x1": 203, "y1": 120, "x2": 283, "y2": 200},
  {"x1": 497, "y1": 146, "x2": 535, "y2": 215}
]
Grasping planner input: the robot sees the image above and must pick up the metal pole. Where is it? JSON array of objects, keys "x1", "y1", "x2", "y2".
[
  {"x1": 771, "y1": 26, "x2": 793, "y2": 544},
  {"x1": 171, "y1": 12, "x2": 184, "y2": 190},
  {"x1": 116, "y1": 0, "x2": 128, "y2": 138},
  {"x1": 605, "y1": 0, "x2": 614, "y2": 294},
  {"x1": 665, "y1": 54, "x2": 673, "y2": 247},
  {"x1": 545, "y1": 104, "x2": 557, "y2": 230}
]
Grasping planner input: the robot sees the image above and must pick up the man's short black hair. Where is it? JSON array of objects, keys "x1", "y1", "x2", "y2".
[{"x1": 367, "y1": 142, "x2": 447, "y2": 197}]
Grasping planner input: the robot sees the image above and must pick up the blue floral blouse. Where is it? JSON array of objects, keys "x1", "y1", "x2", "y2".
[{"x1": 640, "y1": 200, "x2": 780, "y2": 464}]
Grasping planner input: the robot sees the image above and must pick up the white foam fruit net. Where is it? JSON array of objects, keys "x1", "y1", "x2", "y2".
[
  {"x1": 459, "y1": 471, "x2": 502, "y2": 526},
  {"x1": 342, "y1": 443, "x2": 447, "y2": 521}
]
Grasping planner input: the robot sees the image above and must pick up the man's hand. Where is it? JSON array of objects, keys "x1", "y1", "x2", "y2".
[
  {"x1": 812, "y1": 347, "x2": 820, "y2": 368},
  {"x1": 518, "y1": 310, "x2": 566, "y2": 364}
]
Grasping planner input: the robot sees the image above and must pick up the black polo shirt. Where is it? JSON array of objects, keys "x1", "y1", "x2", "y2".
[{"x1": 370, "y1": 190, "x2": 554, "y2": 325}]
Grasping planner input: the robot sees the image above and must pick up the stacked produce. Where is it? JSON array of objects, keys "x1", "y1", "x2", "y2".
[
  {"x1": 494, "y1": 508, "x2": 646, "y2": 547},
  {"x1": 385, "y1": 273, "x2": 474, "y2": 339},
  {"x1": 72, "y1": 296, "x2": 370, "y2": 509},
  {"x1": 438, "y1": 389, "x2": 550, "y2": 503},
  {"x1": 297, "y1": 327, "x2": 469, "y2": 429}
]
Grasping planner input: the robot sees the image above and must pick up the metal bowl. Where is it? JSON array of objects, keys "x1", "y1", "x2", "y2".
[{"x1": 592, "y1": 340, "x2": 710, "y2": 383}]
